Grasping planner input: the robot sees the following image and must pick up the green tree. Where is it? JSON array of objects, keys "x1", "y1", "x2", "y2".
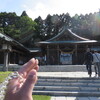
[
  {"x1": 0, "y1": 12, "x2": 37, "y2": 41},
  {"x1": 21, "y1": 11, "x2": 28, "y2": 17}
]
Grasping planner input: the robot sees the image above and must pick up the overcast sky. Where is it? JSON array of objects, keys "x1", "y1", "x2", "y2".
[{"x1": 0, "y1": 0, "x2": 100, "y2": 20}]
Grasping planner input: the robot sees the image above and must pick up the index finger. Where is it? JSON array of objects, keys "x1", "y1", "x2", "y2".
[{"x1": 18, "y1": 58, "x2": 39, "y2": 76}]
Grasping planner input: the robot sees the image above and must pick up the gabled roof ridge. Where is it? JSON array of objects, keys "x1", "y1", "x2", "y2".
[
  {"x1": 67, "y1": 29, "x2": 90, "y2": 41},
  {"x1": 46, "y1": 26, "x2": 65, "y2": 41},
  {"x1": 46, "y1": 26, "x2": 90, "y2": 41}
]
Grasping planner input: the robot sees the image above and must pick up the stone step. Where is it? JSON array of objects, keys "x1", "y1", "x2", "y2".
[
  {"x1": 34, "y1": 86, "x2": 100, "y2": 91},
  {"x1": 38, "y1": 78, "x2": 100, "y2": 83},
  {"x1": 38, "y1": 76, "x2": 99, "y2": 80},
  {"x1": 34, "y1": 76, "x2": 100, "y2": 96},
  {"x1": 39, "y1": 65, "x2": 93, "y2": 72},
  {"x1": 32, "y1": 91, "x2": 100, "y2": 97},
  {"x1": 36, "y1": 81, "x2": 100, "y2": 87}
]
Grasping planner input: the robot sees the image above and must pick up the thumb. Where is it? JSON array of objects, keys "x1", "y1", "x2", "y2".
[{"x1": 20, "y1": 69, "x2": 37, "y2": 95}]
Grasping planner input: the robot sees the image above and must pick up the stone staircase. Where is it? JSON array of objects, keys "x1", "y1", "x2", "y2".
[{"x1": 33, "y1": 76, "x2": 100, "y2": 97}]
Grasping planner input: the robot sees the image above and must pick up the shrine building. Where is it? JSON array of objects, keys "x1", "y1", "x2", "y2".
[{"x1": 37, "y1": 26, "x2": 99, "y2": 65}]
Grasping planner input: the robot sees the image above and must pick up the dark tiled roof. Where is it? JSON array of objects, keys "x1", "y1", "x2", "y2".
[
  {"x1": 0, "y1": 33, "x2": 13, "y2": 42},
  {"x1": 0, "y1": 33, "x2": 29, "y2": 52}
]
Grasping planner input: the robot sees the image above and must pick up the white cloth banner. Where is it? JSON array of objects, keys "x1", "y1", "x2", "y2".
[{"x1": 60, "y1": 52, "x2": 72, "y2": 64}]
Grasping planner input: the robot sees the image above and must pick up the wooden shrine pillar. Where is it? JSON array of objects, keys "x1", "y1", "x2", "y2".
[
  {"x1": 47, "y1": 45, "x2": 49, "y2": 64},
  {"x1": 75, "y1": 44, "x2": 78, "y2": 64},
  {"x1": 57, "y1": 45, "x2": 60, "y2": 65}
]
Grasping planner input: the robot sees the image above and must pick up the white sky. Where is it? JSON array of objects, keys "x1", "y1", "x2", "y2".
[{"x1": 0, "y1": 0, "x2": 100, "y2": 20}]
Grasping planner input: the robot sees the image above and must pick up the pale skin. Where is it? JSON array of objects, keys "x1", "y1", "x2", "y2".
[{"x1": 4, "y1": 58, "x2": 39, "y2": 100}]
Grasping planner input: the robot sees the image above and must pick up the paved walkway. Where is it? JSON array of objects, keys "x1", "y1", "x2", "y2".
[
  {"x1": 51, "y1": 96, "x2": 100, "y2": 100},
  {"x1": 37, "y1": 72, "x2": 100, "y2": 100},
  {"x1": 37, "y1": 72, "x2": 96, "y2": 78}
]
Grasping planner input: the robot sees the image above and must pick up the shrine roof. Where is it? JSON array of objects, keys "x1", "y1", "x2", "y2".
[
  {"x1": 0, "y1": 33, "x2": 29, "y2": 52},
  {"x1": 38, "y1": 26, "x2": 97, "y2": 44}
]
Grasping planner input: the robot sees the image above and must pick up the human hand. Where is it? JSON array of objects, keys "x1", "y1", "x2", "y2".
[{"x1": 4, "y1": 58, "x2": 39, "y2": 100}]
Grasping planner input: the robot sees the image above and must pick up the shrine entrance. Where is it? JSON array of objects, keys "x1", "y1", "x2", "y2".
[{"x1": 42, "y1": 44, "x2": 88, "y2": 65}]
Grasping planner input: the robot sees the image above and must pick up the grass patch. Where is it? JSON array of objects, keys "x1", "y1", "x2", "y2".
[
  {"x1": 0, "y1": 71, "x2": 12, "y2": 83},
  {"x1": 32, "y1": 95, "x2": 51, "y2": 100},
  {"x1": 0, "y1": 71, "x2": 51, "y2": 100}
]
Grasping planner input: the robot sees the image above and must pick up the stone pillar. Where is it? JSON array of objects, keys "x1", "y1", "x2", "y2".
[{"x1": 2, "y1": 44, "x2": 12, "y2": 71}]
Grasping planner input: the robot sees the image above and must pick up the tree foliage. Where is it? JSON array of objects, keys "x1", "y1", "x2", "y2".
[
  {"x1": 34, "y1": 11, "x2": 100, "y2": 40},
  {"x1": 0, "y1": 11, "x2": 37, "y2": 40},
  {"x1": 0, "y1": 10, "x2": 100, "y2": 48}
]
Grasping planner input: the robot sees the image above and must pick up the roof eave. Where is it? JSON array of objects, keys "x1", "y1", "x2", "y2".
[{"x1": 38, "y1": 40, "x2": 98, "y2": 44}]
